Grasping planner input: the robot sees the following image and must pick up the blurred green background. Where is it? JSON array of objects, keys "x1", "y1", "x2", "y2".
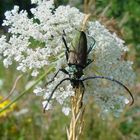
[{"x1": 0, "y1": 0, "x2": 140, "y2": 140}]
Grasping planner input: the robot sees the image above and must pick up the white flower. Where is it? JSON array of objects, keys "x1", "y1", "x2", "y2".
[
  {"x1": 42, "y1": 101, "x2": 52, "y2": 110},
  {"x1": 0, "y1": 0, "x2": 135, "y2": 117},
  {"x1": 31, "y1": 0, "x2": 40, "y2": 4},
  {"x1": 31, "y1": 70, "x2": 39, "y2": 77},
  {"x1": 62, "y1": 107, "x2": 71, "y2": 116},
  {"x1": 33, "y1": 87, "x2": 45, "y2": 96},
  {"x1": 124, "y1": 98, "x2": 130, "y2": 104}
]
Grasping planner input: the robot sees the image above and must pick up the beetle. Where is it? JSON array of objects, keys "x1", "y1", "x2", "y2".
[{"x1": 43, "y1": 31, "x2": 134, "y2": 112}]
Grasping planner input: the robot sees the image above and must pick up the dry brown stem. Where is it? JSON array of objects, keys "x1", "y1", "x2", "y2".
[
  {"x1": 81, "y1": 14, "x2": 91, "y2": 31},
  {"x1": 0, "y1": 75, "x2": 22, "y2": 104},
  {"x1": 67, "y1": 86, "x2": 85, "y2": 140},
  {"x1": 66, "y1": 14, "x2": 90, "y2": 140}
]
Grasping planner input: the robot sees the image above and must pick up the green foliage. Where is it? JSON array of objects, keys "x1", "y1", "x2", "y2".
[{"x1": 29, "y1": 37, "x2": 46, "y2": 49}]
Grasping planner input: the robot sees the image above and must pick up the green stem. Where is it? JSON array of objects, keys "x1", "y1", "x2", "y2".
[{"x1": 0, "y1": 66, "x2": 54, "y2": 113}]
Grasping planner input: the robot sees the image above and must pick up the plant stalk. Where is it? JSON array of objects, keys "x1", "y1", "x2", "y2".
[{"x1": 67, "y1": 86, "x2": 85, "y2": 140}]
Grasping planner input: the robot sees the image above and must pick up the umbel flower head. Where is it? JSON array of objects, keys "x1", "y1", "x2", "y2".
[{"x1": 0, "y1": 0, "x2": 135, "y2": 117}]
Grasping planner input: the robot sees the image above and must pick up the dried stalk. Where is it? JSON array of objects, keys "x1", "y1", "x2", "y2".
[
  {"x1": 81, "y1": 14, "x2": 91, "y2": 31},
  {"x1": 67, "y1": 86, "x2": 85, "y2": 140},
  {"x1": 66, "y1": 14, "x2": 90, "y2": 140},
  {"x1": 0, "y1": 75, "x2": 23, "y2": 104}
]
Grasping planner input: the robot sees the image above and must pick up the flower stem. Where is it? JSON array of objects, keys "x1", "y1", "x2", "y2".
[{"x1": 67, "y1": 86, "x2": 85, "y2": 140}]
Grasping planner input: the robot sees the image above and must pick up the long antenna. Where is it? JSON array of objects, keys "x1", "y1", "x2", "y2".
[{"x1": 82, "y1": 76, "x2": 134, "y2": 105}]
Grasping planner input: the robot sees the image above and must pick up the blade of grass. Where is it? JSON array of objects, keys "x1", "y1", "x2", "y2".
[{"x1": 0, "y1": 66, "x2": 54, "y2": 113}]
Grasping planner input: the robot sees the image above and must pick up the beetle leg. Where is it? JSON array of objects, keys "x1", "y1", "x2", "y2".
[
  {"x1": 45, "y1": 68, "x2": 69, "y2": 86},
  {"x1": 84, "y1": 59, "x2": 94, "y2": 68},
  {"x1": 43, "y1": 78, "x2": 71, "y2": 112},
  {"x1": 87, "y1": 37, "x2": 96, "y2": 54},
  {"x1": 82, "y1": 76, "x2": 134, "y2": 105},
  {"x1": 62, "y1": 31, "x2": 69, "y2": 61}
]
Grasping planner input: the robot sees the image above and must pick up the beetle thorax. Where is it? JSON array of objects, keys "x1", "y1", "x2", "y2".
[
  {"x1": 66, "y1": 64, "x2": 83, "y2": 80},
  {"x1": 66, "y1": 65, "x2": 77, "y2": 78}
]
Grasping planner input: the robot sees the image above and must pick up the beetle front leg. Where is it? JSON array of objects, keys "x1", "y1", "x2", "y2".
[
  {"x1": 62, "y1": 31, "x2": 70, "y2": 61},
  {"x1": 45, "y1": 68, "x2": 69, "y2": 86}
]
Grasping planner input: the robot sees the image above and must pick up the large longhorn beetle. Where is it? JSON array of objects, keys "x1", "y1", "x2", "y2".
[{"x1": 43, "y1": 31, "x2": 134, "y2": 112}]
